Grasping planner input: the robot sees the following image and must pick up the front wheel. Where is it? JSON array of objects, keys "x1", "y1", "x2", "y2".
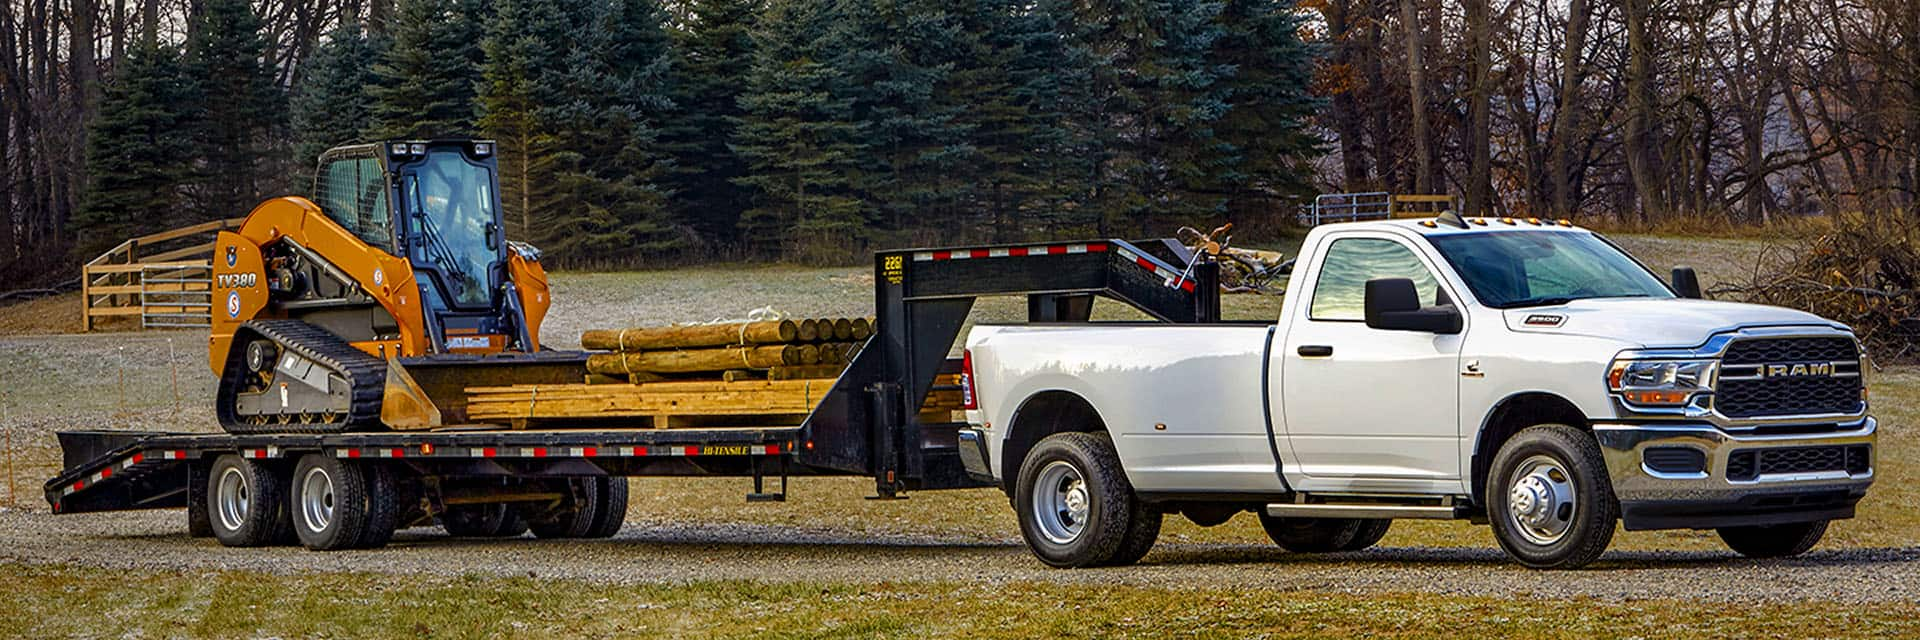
[
  {"x1": 1486, "y1": 424, "x2": 1618, "y2": 569},
  {"x1": 1719, "y1": 521, "x2": 1828, "y2": 558},
  {"x1": 1015, "y1": 432, "x2": 1155, "y2": 568}
]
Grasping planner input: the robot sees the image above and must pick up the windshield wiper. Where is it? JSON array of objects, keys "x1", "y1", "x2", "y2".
[
  {"x1": 1501, "y1": 296, "x2": 1577, "y2": 308},
  {"x1": 1502, "y1": 293, "x2": 1657, "y2": 309}
]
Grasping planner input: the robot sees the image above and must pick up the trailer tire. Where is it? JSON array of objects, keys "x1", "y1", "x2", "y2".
[
  {"x1": 291, "y1": 454, "x2": 374, "y2": 551},
  {"x1": 207, "y1": 454, "x2": 291, "y2": 547},
  {"x1": 1719, "y1": 520, "x2": 1828, "y2": 558},
  {"x1": 1014, "y1": 432, "x2": 1146, "y2": 568},
  {"x1": 353, "y1": 463, "x2": 399, "y2": 549},
  {"x1": 528, "y1": 479, "x2": 602, "y2": 539},
  {"x1": 1486, "y1": 424, "x2": 1618, "y2": 569},
  {"x1": 1258, "y1": 516, "x2": 1363, "y2": 552},
  {"x1": 584, "y1": 478, "x2": 629, "y2": 539},
  {"x1": 187, "y1": 462, "x2": 214, "y2": 538}
]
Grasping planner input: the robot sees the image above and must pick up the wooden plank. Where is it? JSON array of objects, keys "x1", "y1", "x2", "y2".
[
  {"x1": 129, "y1": 217, "x2": 245, "y2": 245},
  {"x1": 84, "y1": 260, "x2": 211, "y2": 274},
  {"x1": 86, "y1": 306, "x2": 146, "y2": 317},
  {"x1": 142, "y1": 242, "x2": 215, "y2": 263}
]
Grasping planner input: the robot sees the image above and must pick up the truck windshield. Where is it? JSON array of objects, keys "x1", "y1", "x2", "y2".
[{"x1": 1427, "y1": 231, "x2": 1674, "y2": 308}]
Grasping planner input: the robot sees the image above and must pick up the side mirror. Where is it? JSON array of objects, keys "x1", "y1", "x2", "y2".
[
  {"x1": 1671, "y1": 266, "x2": 1702, "y2": 299},
  {"x1": 1364, "y1": 278, "x2": 1463, "y2": 334}
]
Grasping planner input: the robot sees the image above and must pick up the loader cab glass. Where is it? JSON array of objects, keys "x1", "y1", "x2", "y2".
[
  {"x1": 312, "y1": 148, "x2": 395, "y2": 253},
  {"x1": 397, "y1": 146, "x2": 503, "y2": 310}
]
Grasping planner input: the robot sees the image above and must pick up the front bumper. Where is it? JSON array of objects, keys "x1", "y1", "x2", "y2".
[{"x1": 1593, "y1": 417, "x2": 1876, "y2": 530}]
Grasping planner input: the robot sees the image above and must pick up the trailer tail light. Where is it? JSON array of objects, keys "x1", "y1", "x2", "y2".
[{"x1": 960, "y1": 350, "x2": 979, "y2": 410}]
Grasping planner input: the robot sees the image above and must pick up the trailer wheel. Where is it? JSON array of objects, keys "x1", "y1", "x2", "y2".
[
  {"x1": 207, "y1": 454, "x2": 291, "y2": 547},
  {"x1": 353, "y1": 463, "x2": 400, "y2": 549},
  {"x1": 290, "y1": 454, "x2": 376, "y2": 551},
  {"x1": 528, "y1": 479, "x2": 602, "y2": 539},
  {"x1": 1486, "y1": 424, "x2": 1618, "y2": 569},
  {"x1": 1718, "y1": 520, "x2": 1828, "y2": 558},
  {"x1": 1257, "y1": 516, "x2": 1364, "y2": 552},
  {"x1": 1014, "y1": 432, "x2": 1147, "y2": 568},
  {"x1": 583, "y1": 477, "x2": 629, "y2": 539}
]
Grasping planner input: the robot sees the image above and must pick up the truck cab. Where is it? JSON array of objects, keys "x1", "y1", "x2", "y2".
[{"x1": 961, "y1": 217, "x2": 1875, "y2": 569}]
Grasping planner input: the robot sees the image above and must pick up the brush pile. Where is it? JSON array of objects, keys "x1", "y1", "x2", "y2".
[{"x1": 1712, "y1": 216, "x2": 1920, "y2": 360}]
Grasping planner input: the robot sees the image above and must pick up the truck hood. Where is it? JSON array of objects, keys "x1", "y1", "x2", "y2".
[{"x1": 1501, "y1": 298, "x2": 1848, "y2": 348}]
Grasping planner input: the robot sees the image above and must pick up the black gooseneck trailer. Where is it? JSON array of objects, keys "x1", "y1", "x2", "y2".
[{"x1": 45, "y1": 238, "x2": 1219, "y2": 547}]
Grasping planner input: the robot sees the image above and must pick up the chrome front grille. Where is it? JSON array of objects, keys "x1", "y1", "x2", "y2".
[{"x1": 1714, "y1": 337, "x2": 1863, "y2": 419}]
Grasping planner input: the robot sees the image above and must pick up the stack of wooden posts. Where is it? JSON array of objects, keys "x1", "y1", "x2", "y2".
[
  {"x1": 466, "y1": 317, "x2": 930, "y2": 429},
  {"x1": 575, "y1": 317, "x2": 873, "y2": 383}
]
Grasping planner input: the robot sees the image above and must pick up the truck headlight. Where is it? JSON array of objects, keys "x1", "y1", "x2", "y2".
[{"x1": 1607, "y1": 359, "x2": 1716, "y2": 406}]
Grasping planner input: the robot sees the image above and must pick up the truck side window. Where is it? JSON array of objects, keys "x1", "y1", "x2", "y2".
[{"x1": 1308, "y1": 238, "x2": 1441, "y2": 321}]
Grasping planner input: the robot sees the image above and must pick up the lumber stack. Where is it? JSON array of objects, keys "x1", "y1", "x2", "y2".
[
  {"x1": 466, "y1": 375, "x2": 964, "y2": 428},
  {"x1": 578, "y1": 316, "x2": 874, "y2": 381},
  {"x1": 463, "y1": 316, "x2": 890, "y2": 429}
]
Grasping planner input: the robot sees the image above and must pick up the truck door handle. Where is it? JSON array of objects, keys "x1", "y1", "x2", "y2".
[{"x1": 1297, "y1": 345, "x2": 1333, "y2": 357}]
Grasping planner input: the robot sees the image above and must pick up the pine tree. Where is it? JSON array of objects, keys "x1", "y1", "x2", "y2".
[
  {"x1": 477, "y1": 0, "x2": 570, "y2": 241},
  {"x1": 828, "y1": 0, "x2": 967, "y2": 236},
  {"x1": 292, "y1": 24, "x2": 388, "y2": 177},
  {"x1": 543, "y1": 0, "x2": 685, "y2": 265},
  {"x1": 733, "y1": 0, "x2": 866, "y2": 260},
  {"x1": 370, "y1": 0, "x2": 490, "y2": 139},
  {"x1": 184, "y1": 0, "x2": 287, "y2": 221},
  {"x1": 662, "y1": 0, "x2": 760, "y2": 243},
  {"x1": 74, "y1": 41, "x2": 200, "y2": 257},
  {"x1": 1203, "y1": 0, "x2": 1322, "y2": 218}
]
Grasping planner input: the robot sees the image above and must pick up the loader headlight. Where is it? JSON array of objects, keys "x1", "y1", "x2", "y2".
[{"x1": 1607, "y1": 359, "x2": 1716, "y2": 406}]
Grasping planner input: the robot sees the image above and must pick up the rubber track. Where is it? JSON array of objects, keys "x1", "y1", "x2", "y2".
[{"x1": 219, "y1": 319, "x2": 387, "y2": 434}]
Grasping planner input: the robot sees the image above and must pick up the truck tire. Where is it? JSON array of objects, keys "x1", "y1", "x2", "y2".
[
  {"x1": 1342, "y1": 519, "x2": 1392, "y2": 551},
  {"x1": 1258, "y1": 516, "x2": 1363, "y2": 552},
  {"x1": 207, "y1": 454, "x2": 292, "y2": 547},
  {"x1": 1486, "y1": 424, "x2": 1618, "y2": 569},
  {"x1": 528, "y1": 478, "x2": 602, "y2": 539},
  {"x1": 1014, "y1": 432, "x2": 1149, "y2": 568},
  {"x1": 583, "y1": 477, "x2": 629, "y2": 539},
  {"x1": 290, "y1": 454, "x2": 374, "y2": 551},
  {"x1": 353, "y1": 463, "x2": 400, "y2": 549},
  {"x1": 1718, "y1": 520, "x2": 1828, "y2": 558},
  {"x1": 1105, "y1": 503, "x2": 1163, "y2": 566}
]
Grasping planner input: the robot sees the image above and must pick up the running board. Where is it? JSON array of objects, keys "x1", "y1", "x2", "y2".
[{"x1": 1264, "y1": 503, "x2": 1461, "y2": 520}]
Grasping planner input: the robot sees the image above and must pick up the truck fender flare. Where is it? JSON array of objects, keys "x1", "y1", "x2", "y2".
[
  {"x1": 1469, "y1": 391, "x2": 1591, "y2": 506},
  {"x1": 1000, "y1": 390, "x2": 1108, "y2": 495}
]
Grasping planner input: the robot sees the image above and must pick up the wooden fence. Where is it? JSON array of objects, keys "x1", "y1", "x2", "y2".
[{"x1": 81, "y1": 218, "x2": 247, "y2": 331}]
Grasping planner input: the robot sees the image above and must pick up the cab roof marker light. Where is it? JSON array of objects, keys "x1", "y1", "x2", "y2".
[
  {"x1": 1471, "y1": 218, "x2": 1488, "y2": 225},
  {"x1": 1527, "y1": 218, "x2": 1542, "y2": 225},
  {"x1": 1557, "y1": 219, "x2": 1574, "y2": 226},
  {"x1": 1500, "y1": 217, "x2": 1517, "y2": 225}
]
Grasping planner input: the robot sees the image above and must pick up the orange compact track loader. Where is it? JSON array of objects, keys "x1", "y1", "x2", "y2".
[{"x1": 210, "y1": 140, "x2": 586, "y2": 434}]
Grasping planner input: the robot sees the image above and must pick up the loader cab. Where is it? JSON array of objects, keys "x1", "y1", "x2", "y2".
[{"x1": 311, "y1": 140, "x2": 524, "y2": 353}]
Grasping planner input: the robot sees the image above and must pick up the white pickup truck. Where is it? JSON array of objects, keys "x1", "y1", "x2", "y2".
[{"x1": 956, "y1": 217, "x2": 1876, "y2": 569}]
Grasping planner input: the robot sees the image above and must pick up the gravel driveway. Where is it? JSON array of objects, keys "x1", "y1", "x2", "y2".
[{"x1": 6, "y1": 506, "x2": 1918, "y2": 605}]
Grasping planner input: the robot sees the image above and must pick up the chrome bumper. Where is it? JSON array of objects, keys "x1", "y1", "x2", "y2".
[
  {"x1": 1593, "y1": 417, "x2": 1876, "y2": 530},
  {"x1": 957, "y1": 428, "x2": 997, "y2": 484}
]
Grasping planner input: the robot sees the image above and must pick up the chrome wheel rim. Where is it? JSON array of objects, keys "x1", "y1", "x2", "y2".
[
  {"x1": 300, "y1": 466, "x2": 336, "y2": 533},
  {"x1": 216, "y1": 467, "x2": 249, "y2": 532},
  {"x1": 1033, "y1": 460, "x2": 1090, "y2": 545},
  {"x1": 1506, "y1": 454, "x2": 1577, "y2": 546}
]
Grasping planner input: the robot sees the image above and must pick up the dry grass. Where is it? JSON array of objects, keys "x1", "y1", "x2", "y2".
[
  {"x1": 3, "y1": 562, "x2": 1916, "y2": 639},
  {"x1": 1581, "y1": 212, "x2": 1835, "y2": 240}
]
